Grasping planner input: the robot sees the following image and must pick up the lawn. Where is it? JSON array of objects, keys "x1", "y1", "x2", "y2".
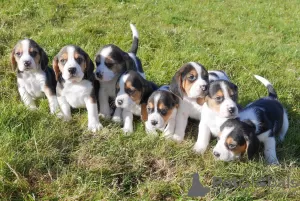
[{"x1": 1, "y1": 0, "x2": 300, "y2": 200}]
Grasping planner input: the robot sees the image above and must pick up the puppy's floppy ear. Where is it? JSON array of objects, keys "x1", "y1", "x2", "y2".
[
  {"x1": 52, "y1": 56, "x2": 61, "y2": 81},
  {"x1": 170, "y1": 69, "x2": 184, "y2": 99},
  {"x1": 243, "y1": 120, "x2": 260, "y2": 160},
  {"x1": 11, "y1": 47, "x2": 17, "y2": 71},
  {"x1": 123, "y1": 53, "x2": 135, "y2": 71},
  {"x1": 141, "y1": 103, "x2": 148, "y2": 122},
  {"x1": 38, "y1": 46, "x2": 49, "y2": 70}
]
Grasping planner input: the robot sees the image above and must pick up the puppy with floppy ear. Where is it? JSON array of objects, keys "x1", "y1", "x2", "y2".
[
  {"x1": 94, "y1": 24, "x2": 144, "y2": 122},
  {"x1": 11, "y1": 39, "x2": 59, "y2": 114},
  {"x1": 169, "y1": 62, "x2": 210, "y2": 142},
  {"x1": 193, "y1": 79, "x2": 239, "y2": 154},
  {"x1": 145, "y1": 85, "x2": 180, "y2": 137},
  {"x1": 115, "y1": 70, "x2": 158, "y2": 133},
  {"x1": 53, "y1": 45, "x2": 102, "y2": 132}
]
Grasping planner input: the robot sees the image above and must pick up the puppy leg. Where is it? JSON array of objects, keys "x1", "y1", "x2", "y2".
[
  {"x1": 122, "y1": 109, "x2": 133, "y2": 134},
  {"x1": 112, "y1": 107, "x2": 123, "y2": 123},
  {"x1": 263, "y1": 137, "x2": 279, "y2": 164},
  {"x1": 85, "y1": 97, "x2": 103, "y2": 132},
  {"x1": 278, "y1": 111, "x2": 289, "y2": 142},
  {"x1": 99, "y1": 89, "x2": 111, "y2": 119},
  {"x1": 164, "y1": 117, "x2": 176, "y2": 138},
  {"x1": 44, "y1": 87, "x2": 59, "y2": 114},
  {"x1": 172, "y1": 110, "x2": 188, "y2": 142},
  {"x1": 18, "y1": 86, "x2": 36, "y2": 110},
  {"x1": 57, "y1": 96, "x2": 71, "y2": 121},
  {"x1": 193, "y1": 121, "x2": 211, "y2": 154}
]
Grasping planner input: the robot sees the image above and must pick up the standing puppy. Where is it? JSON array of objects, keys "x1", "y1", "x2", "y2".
[
  {"x1": 193, "y1": 80, "x2": 239, "y2": 154},
  {"x1": 115, "y1": 70, "x2": 158, "y2": 133},
  {"x1": 145, "y1": 85, "x2": 179, "y2": 137},
  {"x1": 213, "y1": 75, "x2": 288, "y2": 164},
  {"x1": 11, "y1": 39, "x2": 59, "y2": 113},
  {"x1": 95, "y1": 24, "x2": 144, "y2": 121},
  {"x1": 53, "y1": 45, "x2": 102, "y2": 132}
]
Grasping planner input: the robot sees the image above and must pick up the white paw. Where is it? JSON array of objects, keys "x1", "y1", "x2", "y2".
[
  {"x1": 28, "y1": 105, "x2": 37, "y2": 110},
  {"x1": 122, "y1": 127, "x2": 133, "y2": 134},
  {"x1": 193, "y1": 144, "x2": 207, "y2": 154},
  {"x1": 88, "y1": 122, "x2": 103, "y2": 132},
  {"x1": 99, "y1": 113, "x2": 111, "y2": 119},
  {"x1": 172, "y1": 134, "x2": 184, "y2": 142},
  {"x1": 112, "y1": 116, "x2": 122, "y2": 123},
  {"x1": 266, "y1": 157, "x2": 279, "y2": 165}
]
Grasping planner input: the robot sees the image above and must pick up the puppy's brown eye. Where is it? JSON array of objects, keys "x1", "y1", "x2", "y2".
[
  {"x1": 147, "y1": 107, "x2": 154, "y2": 113},
  {"x1": 15, "y1": 52, "x2": 22, "y2": 57},
  {"x1": 188, "y1": 74, "x2": 197, "y2": 82},
  {"x1": 228, "y1": 144, "x2": 237, "y2": 150},
  {"x1": 30, "y1": 51, "x2": 37, "y2": 57},
  {"x1": 160, "y1": 109, "x2": 168, "y2": 116},
  {"x1": 60, "y1": 59, "x2": 66, "y2": 65},
  {"x1": 215, "y1": 96, "x2": 224, "y2": 102},
  {"x1": 105, "y1": 62, "x2": 114, "y2": 68},
  {"x1": 126, "y1": 88, "x2": 135, "y2": 95},
  {"x1": 76, "y1": 57, "x2": 83, "y2": 64}
]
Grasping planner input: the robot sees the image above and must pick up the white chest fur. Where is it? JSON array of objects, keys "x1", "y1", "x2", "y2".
[
  {"x1": 62, "y1": 80, "x2": 93, "y2": 108},
  {"x1": 180, "y1": 97, "x2": 203, "y2": 120},
  {"x1": 127, "y1": 103, "x2": 141, "y2": 116},
  {"x1": 17, "y1": 71, "x2": 46, "y2": 98}
]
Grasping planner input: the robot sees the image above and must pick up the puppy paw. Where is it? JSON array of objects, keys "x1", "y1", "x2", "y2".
[
  {"x1": 266, "y1": 158, "x2": 279, "y2": 165},
  {"x1": 28, "y1": 105, "x2": 37, "y2": 110},
  {"x1": 88, "y1": 122, "x2": 103, "y2": 132},
  {"x1": 122, "y1": 127, "x2": 133, "y2": 134},
  {"x1": 99, "y1": 113, "x2": 111, "y2": 119},
  {"x1": 112, "y1": 116, "x2": 122, "y2": 123},
  {"x1": 172, "y1": 134, "x2": 184, "y2": 143},
  {"x1": 193, "y1": 144, "x2": 207, "y2": 154}
]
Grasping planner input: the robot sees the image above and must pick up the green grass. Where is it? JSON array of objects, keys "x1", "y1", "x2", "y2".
[{"x1": 1, "y1": 0, "x2": 300, "y2": 200}]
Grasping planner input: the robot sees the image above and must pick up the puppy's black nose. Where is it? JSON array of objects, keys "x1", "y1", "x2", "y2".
[
  {"x1": 213, "y1": 151, "x2": 220, "y2": 158},
  {"x1": 24, "y1": 60, "x2": 31, "y2": 67},
  {"x1": 200, "y1": 85, "x2": 208, "y2": 91},
  {"x1": 117, "y1": 100, "x2": 123, "y2": 105},
  {"x1": 68, "y1": 67, "x2": 76, "y2": 75},
  {"x1": 151, "y1": 120, "x2": 158, "y2": 126},
  {"x1": 228, "y1": 107, "x2": 236, "y2": 114}
]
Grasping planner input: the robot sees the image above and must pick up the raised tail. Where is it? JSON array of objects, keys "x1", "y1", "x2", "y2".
[
  {"x1": 254, "y1": 75, "x2": 277, "y2": 99},
  {"x1": 129, "y1": 23, "x2": 139, "y2": 55}
]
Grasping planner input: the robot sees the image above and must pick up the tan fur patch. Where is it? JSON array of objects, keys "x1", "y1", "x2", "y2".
[
  {"x1": 125, "y1": 81, "x2": 142, "y2": 104},
  {"x1": 147, "y1": 101, "x2": 154, "y2": 109},
  {"x1": 141, "y1": 103, "x2": 148, "y2": 121},
  {"x1": 182, "y1": 69, "x2": 198, "y2": 96},
  {"x1": 207, "y1": 89, "x2": 224, "y2": 113},
  {"x1": 226, "y1": 137, "x2": 247, "y2": 155},
  {"x1": 158, "y1": 102, "x2": 174, "y2": 123}
]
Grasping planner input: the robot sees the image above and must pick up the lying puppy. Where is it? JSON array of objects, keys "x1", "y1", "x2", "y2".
[
  {"x1": 53, "y1": 45, "x2": 102, "y2": 132},
  {"x1": 115, "y1": 70, "x2": 158, "y2": 133},
  {"x1": 11, "y1": 39, "x2": 59, "y2": 113},
  {"x1": 170, "y1": 62, "x2": 230, "y2": 142},
  {"x1": 95, "y1": 24, "x2": 144, "y2": 121},
  {"x1": 193, "y1": 79, "x2": 239, "y2": 153},
  {"x1": 213, "y1": 75, "x2": 289, "y2": 164},
  {"x1": 145, "y1": 85, "x2": 179, "y2": 137}
]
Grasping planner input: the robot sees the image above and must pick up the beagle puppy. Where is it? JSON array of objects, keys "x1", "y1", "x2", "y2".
[
  {"x1": 193, "y1": 79, "x2": 239, "y2": 154},
  {"x1": 11, "y1": 39, "x2": 59, "y2": 113},
  {"x1": 53, "y1": 45, "x2": 102, "y2": 132},
  {"x1": 145, "y1": 85, "x2": 179, "y2": 137},
  {"x1": 213, "y1": 75, "x2": 289, "y2": 164},
  {"x1": 169, "y1": 62, "x2": 210, "y2": 142},
  {"x1": 95, "y1": 24, "x2": 144, "y2": 122},
  {"x1": 115, "y1": 70, "x2": 158, "y2": 133}
]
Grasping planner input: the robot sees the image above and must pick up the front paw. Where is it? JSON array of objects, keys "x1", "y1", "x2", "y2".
[
  {"x1": 88, "y1": 122, "x2": 103, "y2": 132},
  {"x1": 28, "y1": 104, "x2": 37, "y2": 110},
  {"x1": 193, "y1": 143, "x2": 208, "y2": 154},
  {"x1": 99, "y1": 113, "x2": 111, "y2": 119},
  {"x1": 122, "y1": 127, "x2": 133, "y2": 134},
  {"x1": 172, "y1": 134, "x2": 184, "y2": 142},
  {"x1": 112, "y1": 115, "x2": 122, "y2": 123}
]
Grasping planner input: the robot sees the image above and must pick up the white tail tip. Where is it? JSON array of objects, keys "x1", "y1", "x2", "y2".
[
  {"x1": 130, "y1": 23, "x2": 139, "y2": 39},
  {"x1": 254, "y1": 75, "x2": 271, "y2": 87}
]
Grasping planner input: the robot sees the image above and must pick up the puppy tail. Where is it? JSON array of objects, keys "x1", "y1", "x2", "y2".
[
  {"x1": 129, "y1": 23, "x2": 139, "y2": 55},
  {"x1": 254, "y1": 75, "x2": 277, "y2": 99}
]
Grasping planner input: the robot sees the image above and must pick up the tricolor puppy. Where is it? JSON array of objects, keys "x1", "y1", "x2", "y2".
[
  {"x1": 193, "y1": 79, "x2": 239, "y2": 154},
  {"x1": 53, "y1": 45, "x2": 102, "y2": 132},
  {"x1": 145, "y1": 85, "x2": 179, "y2": 137},
  {"x1": 213, "y1": 75, "x2": 288, "y2": 164},
  {"x1": 208, "y1": 70, "x2": 230, "y2": 82},
  {"x1": 11, "y1": 39, "x2": 59, "y2": 113},
  {"x1": 169, "y1": 62, "x2": 210, "y2": 142},
  {"x1": 115, "y1": 70, "x2": 158, "y2": 133},
  {"x1": 95, "y1": 24, "x2": 144, "y2": 121}
]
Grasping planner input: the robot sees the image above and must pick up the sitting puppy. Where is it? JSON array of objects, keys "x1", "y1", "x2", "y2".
[
  {"x1": 11, "y1": 39, "x2": 59, "y2": 113},
  {"x1": 95, "y1": 24, "x2": 144, "y2": 121},
  {"x1": 53, "y1": 45, "x2": 102, "y2": 132},
  {"x1": 213, "y1": 75, "x2": 288, "y2": 164},
  {"x1": 115, "y1": 70, "x2": 158, "y2": 133},
  {"x1": 193, "y1": 79, "x2": 239, "y2": 154},
  {"x1": 145, "y1": 85, "x2": 179, "y2": 137}
]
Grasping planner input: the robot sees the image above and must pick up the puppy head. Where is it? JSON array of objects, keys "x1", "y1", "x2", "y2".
[
  {"x1": 95, "y1": 45, "x2": 134, "y2": 82},
  {"x1": 213, "y1": 119, "x2": 259, "y2": 161},
  {"x1": 53, "y1": 45, "x2": 94, "y2": 83},
  {"x1": 170, "y1": 62, "x2": 209, "y2": 99},
  {"x1": 11, "y1": 39, "x2": 48, "y2": 72},
  {"x1": 146, "y1": 89, "x2": 179, "y2": 130},
  {"x1": 206, "y1": 80, "x2": 239, "y2": 118},
  {"x1": 115, "y1": 70, "x2": 154, "y2": 109}
]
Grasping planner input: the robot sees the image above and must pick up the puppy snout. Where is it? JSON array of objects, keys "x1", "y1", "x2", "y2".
[
  {"x1": 23, "y1": 60, "x2": 31, "y2": 67},
  {"x1": 200, "y1": 85, "x2": 208, "y2": 91},
  {"x1": 151, "y1": 120, "x2": 158, "y2": 126},
  {"x1": 213, "y1": 151, "x2": 220, "y2": 158},
  {"x1": 68, "y1": 67, "x2": 77, "y2": 75},
  {"x1": 228, "y1": 107, "x2": 236, "y2": 114},
  {"x1": 117, "y1": 99, "x2": 123, "y2": 106}
]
